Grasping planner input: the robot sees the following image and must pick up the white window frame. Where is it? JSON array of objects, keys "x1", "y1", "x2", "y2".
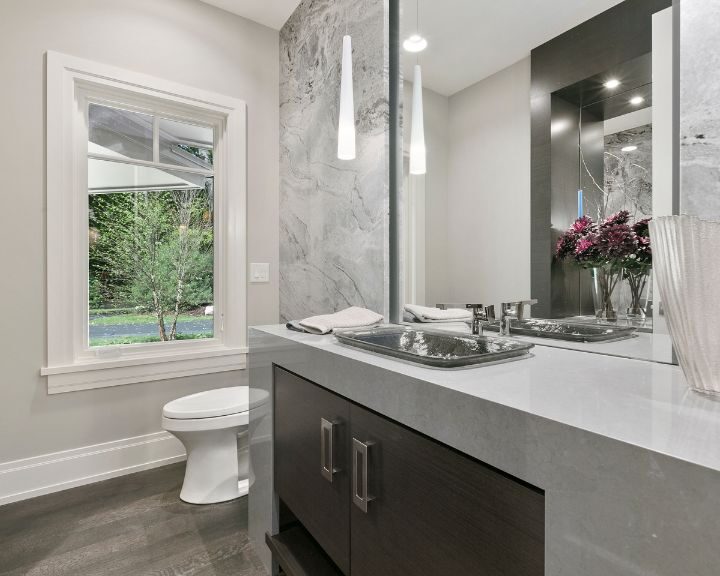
[{"x1": 42, "y1": 51, "x2": 247, "y2": 394}]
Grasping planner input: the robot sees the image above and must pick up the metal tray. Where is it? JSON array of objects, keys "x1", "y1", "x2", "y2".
[
  {"x1": 482, "y1": 318, "x2": 637, "y2": 342},
  {"x1": 334, "y1": 325, "x2": 533, "y2": 368}
]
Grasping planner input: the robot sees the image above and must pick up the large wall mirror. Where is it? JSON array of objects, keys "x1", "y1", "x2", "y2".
[{"x1": 397, "y1": 0, "x2": 677, "y2": 364}]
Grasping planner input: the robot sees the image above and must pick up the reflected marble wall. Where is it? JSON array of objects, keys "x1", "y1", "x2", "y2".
[
  {"x1": 680, "y1": 0, "x2": 720, "y2": 218},
  {"x1": 604, "y1": 125, "x2": 653, "y2": 220},
  {"x1": 279, "y1": 0, "x2": 390, "y2": 322}
]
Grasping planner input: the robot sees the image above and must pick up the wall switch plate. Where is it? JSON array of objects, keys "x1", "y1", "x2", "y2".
[{"x1": 250, "y1": 262, "x2": 270, "y2": 283}]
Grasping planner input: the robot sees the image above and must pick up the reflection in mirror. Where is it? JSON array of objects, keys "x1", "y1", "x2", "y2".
[{"x1": 399, "y1": 0, "x2": 676, "y2": 364}]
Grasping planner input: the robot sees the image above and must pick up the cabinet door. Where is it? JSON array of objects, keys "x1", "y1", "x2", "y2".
[
  {"x1": 273, "y1": 367, "x2": 351, "y2": 574},
  {"x1": 350, "y1": 404, "x2": 545, "y2": 576}
]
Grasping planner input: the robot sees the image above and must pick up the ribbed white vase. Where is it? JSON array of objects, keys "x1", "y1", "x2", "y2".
[{"x1": 650, "y1": 215, "x2": 720, "y2": 395}]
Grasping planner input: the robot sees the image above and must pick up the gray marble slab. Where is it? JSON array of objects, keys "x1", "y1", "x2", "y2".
[
  {"x1": 279, "y1": 0, "x2": 390, "y2": 323},
  {"x1": 680, "y1": 0, "x2": 720, "y2": 218},
  {"x1": 604, "y1": 124, "x2": 653, "y2": 220},
  {"x1": 249, "y1": 324, "x2": 720, "y2": 575}
]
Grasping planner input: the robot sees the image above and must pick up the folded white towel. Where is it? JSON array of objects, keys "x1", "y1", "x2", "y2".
[
  {"x1": 404, "y1": 304, "x2": 472, "y2": 322},
  {"x1": 423, "y1": 322, "x2": 471, "y2": 334},
  {"x1": 298, "y1": 306, "x2": 384, "y2": 335}
]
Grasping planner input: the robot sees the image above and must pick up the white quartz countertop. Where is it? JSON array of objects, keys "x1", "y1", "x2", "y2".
[{"x1": 254, "y1": 324, "x2": 720, "y2": 474}]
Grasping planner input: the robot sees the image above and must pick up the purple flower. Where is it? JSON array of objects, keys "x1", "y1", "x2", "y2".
[
  {"x1": 601, "y1": 210, "x2": 631, "y2": 227},
  {"x1": 555, "y1": 230, "x2": 578, "y2": 260},
  {"x1": 633, "y1": 217, "x2": 651, "y2": 238},
  {"x1": 597, "y1": 223, "x2": 636, "y2": 259}
]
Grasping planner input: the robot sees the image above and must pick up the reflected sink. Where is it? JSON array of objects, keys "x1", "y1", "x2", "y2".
[
  {"x1": 482, "y1": 318, "x2": 637, "y2": 342},
  {"x1": 334, "y1": 325, "x2": 533, "y2": 368}
]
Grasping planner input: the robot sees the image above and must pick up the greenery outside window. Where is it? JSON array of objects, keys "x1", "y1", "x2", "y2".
[{"x1": 88, "y1": 104, "x2": 216, "y2": 348}]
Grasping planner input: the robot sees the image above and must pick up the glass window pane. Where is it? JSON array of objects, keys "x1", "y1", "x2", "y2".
[
  {"x1": 88, "y1": 104, "x2": 153, "y2": 162},
  {"x1": 88, "y1": 188, "x2": 214, "y2": 347},
  {"x1": 159, "y1": 118, "x2": 214, "y2": 168}
]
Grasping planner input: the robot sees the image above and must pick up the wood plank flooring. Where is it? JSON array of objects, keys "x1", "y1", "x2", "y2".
[{"x1": 0, "y1": 463, "x2": 269, "y2": 576}]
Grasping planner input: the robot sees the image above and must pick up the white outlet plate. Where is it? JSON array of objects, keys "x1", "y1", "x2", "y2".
[{"x1": 250, "y1": 262, "x2": 270, "y2": 283}]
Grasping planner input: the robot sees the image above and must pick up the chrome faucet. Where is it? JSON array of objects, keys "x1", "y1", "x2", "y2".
[
  {"x1": 499, "y1": 299, "x2": 538, "y2": 336},
  {"x1": 466, "y1": 304, "x2": 496, "y2": 335}
]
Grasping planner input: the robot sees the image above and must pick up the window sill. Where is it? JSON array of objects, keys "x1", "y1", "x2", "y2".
[{"x1": 41, "y1": 346, "x2": 247, "y2": 394}]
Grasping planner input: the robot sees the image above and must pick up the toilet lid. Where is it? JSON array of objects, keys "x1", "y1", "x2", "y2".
[{"x1": 163, "y1": 387, "x2": 250, "y2": 419}]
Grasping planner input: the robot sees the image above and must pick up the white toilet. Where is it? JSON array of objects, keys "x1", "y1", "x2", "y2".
[{"x1": 162, "y1": 386, "x2": 251, "y2": 505}]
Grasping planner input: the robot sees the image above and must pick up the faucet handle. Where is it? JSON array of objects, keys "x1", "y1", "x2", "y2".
[
  {"x1": 501, "y1": 299, "x2": 538, "y2": 321},
  {"x1": 465, "y1": 304, "x2": 496, "y2": 322},
  {"x1": 484, "y1": 305, "x2": 496, "y2": 322}
]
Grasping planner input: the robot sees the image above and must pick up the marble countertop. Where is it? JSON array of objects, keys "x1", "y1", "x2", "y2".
[
  {"x1": 488, "y1": 329, "x2": 674, "y2": 364},
  {"x1": 253, "y1": 324, "x2": 720, "y2": 474}
]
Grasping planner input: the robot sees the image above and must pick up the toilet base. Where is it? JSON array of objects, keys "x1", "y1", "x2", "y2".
[{"x1": 172, "y1": 425, "x2": 247, "y2": 505}]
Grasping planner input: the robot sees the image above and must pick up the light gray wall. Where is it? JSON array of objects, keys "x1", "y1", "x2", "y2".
[
  {"x1": 445, "y1": 58, "x2": 532, "y2": 305},
  {"x1": 279, "y1": 0, "x2": 389, "y2": 321},
  {"x1": 402, "y1": 81, "x2": 450, "y2": 306},
  {"x1": 0, "y1": 0, "x2": 279, "y2": 463},
  {"x1": 680, "y1": 0, "x2": 720, "y2": 217},
  {"x1": 401, "y1": 58, "x2": 531, "y2": 308}
]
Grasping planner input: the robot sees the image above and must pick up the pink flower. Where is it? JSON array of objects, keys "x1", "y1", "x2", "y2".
[
  {"x1": 572, "y1": 215, "x2": 594, "y2": 234},
  {"x1": 575, "y1": 236, "x2": 596, "y2": 255}
]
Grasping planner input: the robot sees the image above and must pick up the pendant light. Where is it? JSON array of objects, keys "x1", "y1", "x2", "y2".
[
  {"x1": 408, "y1": 0, "x2": 426, "y2": 175},
  {"x1": 409, "y1": 64, "x2": 426, "y2": 174},
  {"x1": 337, "y1": 34, "x2": 356, "y2": 160}
]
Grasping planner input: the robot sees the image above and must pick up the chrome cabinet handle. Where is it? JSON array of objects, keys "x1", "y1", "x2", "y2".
[
  {"x1": 352, "y1": 438, "x2": 375, "y2": 513},
  {"x1": 320, "y1": 418, "x2": 339, "y2": 482}
]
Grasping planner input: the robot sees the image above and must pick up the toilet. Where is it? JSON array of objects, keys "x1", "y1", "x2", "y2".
[{"x1": 162, "y1": 386, "x2": 251, "y2": 505}]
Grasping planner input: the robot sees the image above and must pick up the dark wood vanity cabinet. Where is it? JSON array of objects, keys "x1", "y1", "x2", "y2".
[{"x1": 273, "y1": 366, "x2": 545, "y2": 576}]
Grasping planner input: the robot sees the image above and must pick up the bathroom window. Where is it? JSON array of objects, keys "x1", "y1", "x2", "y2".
[{"x1": 43, "y1": 52, "x2": 247, "y2": 393}]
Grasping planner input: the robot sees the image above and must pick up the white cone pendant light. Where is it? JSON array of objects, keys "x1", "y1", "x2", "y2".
[
  {"x1": 337, "y1": 34, "x2": 356, "y2": 160},
  {"x1": 409, "y1": 64, "x2": 426, "y2": 175}
]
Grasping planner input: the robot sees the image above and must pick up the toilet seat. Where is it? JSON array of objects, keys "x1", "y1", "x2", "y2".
[
  {"x1": 162, "y1": 410, "x2": 249, "y2": 432},
  {"x1": 163, "y1": 386, "x2": 249, "y2": 420}
]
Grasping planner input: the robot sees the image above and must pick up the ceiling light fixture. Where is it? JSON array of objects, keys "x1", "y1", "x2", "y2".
[
  {"x1": 403, "y1": 34, "x2": 428, "y2": 53},
  {"x1": 410, "y1": 65, "x2": 426, "y2": 174},
  {"x1": 629, "y1": 96, "x2": 645, "y2": 105},
  {"x1": 408, "y1": 0, "x2": 426, "y2": 175},
  {"x1": 337, "y1": 34, "x2": 356, "y2": 160},
  {"x1": 621, "y1": 145, "x2": 638, "y2": 152},
  {"x1": 604, "y1": 79, "x2": 621, "y2": 89}
]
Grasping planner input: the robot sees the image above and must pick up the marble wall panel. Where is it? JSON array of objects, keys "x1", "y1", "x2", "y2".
[
  {"x1": 279, "y1": 0, "x2": 390, "y2": 322},
  {"x1": 680, "y1": 0, "x2": 720, "y2": 218}
]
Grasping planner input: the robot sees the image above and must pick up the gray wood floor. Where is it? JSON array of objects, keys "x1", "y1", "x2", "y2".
[{"x1": 0, "y1": 463, "x2": 269, "y2": 576}]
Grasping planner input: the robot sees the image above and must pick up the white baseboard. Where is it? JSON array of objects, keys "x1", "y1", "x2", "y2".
[{"x1": 0, "y1": 431, "x2": 186, "y2": 506}]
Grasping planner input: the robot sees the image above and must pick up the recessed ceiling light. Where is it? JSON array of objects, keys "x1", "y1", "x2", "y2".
[
  {"x1": 630, "y1": 96, "x2": 645, "y2": 105},
  {"x1": 604, "y1": 79, "x2": 621, "y2": 89},
  {"x1": 621, "y1": 145, "x2": 638, "y2": 152},
  {"x1": 403, "y1": 34, "x2": 428, "y2": 53}
]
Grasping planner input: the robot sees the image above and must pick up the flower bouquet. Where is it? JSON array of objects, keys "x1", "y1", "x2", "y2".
[{"x1": 555, "y1": 211, "x2": 652, "y2": 321}]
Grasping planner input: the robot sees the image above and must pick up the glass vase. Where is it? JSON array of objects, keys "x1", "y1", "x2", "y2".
[
  {"x1": 591, "y1": 266, "x2": 623, "y2": 322},
  {"x1": 625, "y1": 268, "x2": 651, "y2": 318}
]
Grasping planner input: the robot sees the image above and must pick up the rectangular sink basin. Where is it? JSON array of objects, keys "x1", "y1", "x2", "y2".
[
  {"x1": 334, "y1": 326, "x2": 533, "y2": 368},
  {"x1": 482, "y1": 318, "x2": 637, "y2": 342}
]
